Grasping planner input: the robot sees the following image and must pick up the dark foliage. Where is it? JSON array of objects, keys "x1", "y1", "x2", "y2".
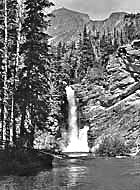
[{"x1": 95, "y1": 136, "x2": 130, "y2": 157}]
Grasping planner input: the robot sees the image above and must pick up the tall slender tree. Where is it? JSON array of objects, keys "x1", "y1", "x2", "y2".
[
  {"x1": 10, "y1": 0, "x2": 22, "y2": 145},
  {"x1": 0, "y1": 0, "x2": 4, "y2": 143},
  {"x1": 17, "y1": 0, "x2": 54, "y2": 147},
  {"x1": 0, "y1": 0, "x2": 19, "y2": 146},
  {"x1": 77, "y1": 25, "x2": 95, "y2": 80},
  {"x1": 3, "y1": 0, "x2": 9, "y2": 146}
]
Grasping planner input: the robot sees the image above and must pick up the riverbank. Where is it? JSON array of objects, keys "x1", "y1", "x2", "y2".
[{"x1": 0, "y1": 149, "x2": 54, "y2": 176}]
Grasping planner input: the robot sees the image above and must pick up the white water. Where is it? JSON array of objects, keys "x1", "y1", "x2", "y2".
[{"x1": 64, "y1": 86, "x2": 89, "y2": 153}]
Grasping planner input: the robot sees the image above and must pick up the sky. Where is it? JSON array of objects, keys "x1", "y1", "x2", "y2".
[{"x1": 51, "y1": 0, "x2": 140, "y2": 20}]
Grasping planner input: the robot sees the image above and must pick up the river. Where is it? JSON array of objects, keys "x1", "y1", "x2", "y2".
[{"x1": 0, "y1": 157, "x2": 140, "y2": 190}]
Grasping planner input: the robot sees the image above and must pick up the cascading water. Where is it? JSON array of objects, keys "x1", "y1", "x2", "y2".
[{"x1": 63, "y1": 86, "x2": 89, "y2": 153}]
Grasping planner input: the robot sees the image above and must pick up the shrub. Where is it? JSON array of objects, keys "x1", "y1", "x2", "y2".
[{"x1": 95, "y1": 136, "x2": 130, "y2": 157}]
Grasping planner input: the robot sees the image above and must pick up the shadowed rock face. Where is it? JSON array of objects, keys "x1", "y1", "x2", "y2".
[{"x1": 74, "y1": 43, "x2": 140, "y2": 152}]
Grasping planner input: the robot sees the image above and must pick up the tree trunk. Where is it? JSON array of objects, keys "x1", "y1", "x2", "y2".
[
  {"x1": 12, "y1": 95, "x2": 16, "y2": 145},
  {"x1": 30, "y1": 105, "x2": 35, "y2": 148},
  {"x1": 0, "y1": 94, "x2": 4, "y2": 143},
  {"x1": 3, "y1": 0, "x2": 9, "y2": 148},
  {"x1": 20, "y1": 105, "x2": 26, "y2": 138},
  {"x1": 11, "y1": 0, "x2": 21, "y2": 145}
]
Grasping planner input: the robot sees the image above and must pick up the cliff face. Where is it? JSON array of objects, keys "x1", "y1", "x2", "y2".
[
  {"x1": 74, "y1": 42, "x2": 140, "y2": 152},
  {"x1": 90, "y1": 12, "x2": 126, "y2": 34}
]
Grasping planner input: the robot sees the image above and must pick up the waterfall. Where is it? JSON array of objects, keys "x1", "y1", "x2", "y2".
[{"x1": 64, "y1": 86, "x2": 89, "y2": 153}]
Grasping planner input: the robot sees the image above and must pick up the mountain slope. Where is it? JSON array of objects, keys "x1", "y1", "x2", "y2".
[
  {"x1": 48, "y1": 8, "x2": 90, "y2": 44},
  {"x1": 91, "y1": 12, "x2": 126, "y2": 33},
  {"x1": 48, "y1": 8, "x2": 127, "y2": 44}
]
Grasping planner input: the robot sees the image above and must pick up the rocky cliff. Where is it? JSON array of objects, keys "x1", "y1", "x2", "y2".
[
  {"x1": 74, "y1": 41, "x2": 140, "y2": 153},
  {"x1": 90, "y1": 12, "x2": 126, "y2": 34}
]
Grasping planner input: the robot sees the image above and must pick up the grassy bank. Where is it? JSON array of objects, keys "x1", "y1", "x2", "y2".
[{"x1": 0, "y1": 148, "x2": 53, "y2": 176}]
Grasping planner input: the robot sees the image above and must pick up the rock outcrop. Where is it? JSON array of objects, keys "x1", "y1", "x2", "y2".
[{"x1": 75, "y1": 41, "x2": 140, "y2": 152}]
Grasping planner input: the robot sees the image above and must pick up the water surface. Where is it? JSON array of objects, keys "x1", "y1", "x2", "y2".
[{"x1": 0, "y1": 157, "x2": 140, "y2": 190}]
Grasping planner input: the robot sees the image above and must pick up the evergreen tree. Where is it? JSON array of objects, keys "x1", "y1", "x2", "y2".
[
  {"x1": 124, "y1": 16, "x2": 136, "y2": 42},
  {"x1": 62, "y1": 42, "x2": 67, "y2": 56},
  {"x1": 0, "y1": 0, "x2": 4, "y2": 143},
  {"x1": 82, "y1": 25, "x2": 95, "y2": 67},
  {"x1": 10, "y1": 0, "x2": 22, "y2": 145},
  {"x1": 74, "y1": 33, "x2": 82, "y2": 82},
  {"x1": 113, "y1": 27, "x2": 119, "y2": 50},
  {"x1": 78, "y1": 25, "x2": 95, "y2": 80},
  {"x1": 120, "y1": 30, "x2": 124, "y2": 46},
  {"x1": 0, "y1": 0, "x2": 19, "y2": 146},
  {"x1": 3, "y1": 0, "x2": 9, "y2": 146},
  {"x1": 17, "y1": 0, "x2": 54, "y2": 147},
  {"x1": 47, "y1": 60, "x2": 66, "y2": 136},
  {"x1": 57, "y1": 41, "x2": 62, "y2": 60},
  {"x1": 6, "y1": 0, "x2": 20, "y2": 146},
  {"x1": 0, "y1": 0, "x2": 22, "y2": 147},
  {"x1": 100, "y1": 29, "x2": 114, "y2": 55}
]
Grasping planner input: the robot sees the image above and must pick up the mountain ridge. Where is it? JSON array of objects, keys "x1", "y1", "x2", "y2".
[
  {"x1": 52, "y1": 7, "x2": 90, "y2": 18},
  {"x1": 48, "y1": 7, "x2": 90, "y2": 44},
  {"x1": 48, "y1": 7, "x2": 127, "y2": 44}
]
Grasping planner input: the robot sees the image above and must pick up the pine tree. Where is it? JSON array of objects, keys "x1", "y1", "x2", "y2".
[
  {"x1": 57, "y1": 41, "x2": 62, "y2": 60},
  {"x1": 5, "y1": 0, "x2": 22, "y2": 147},
  {"x1": 0, "y1": 0, "x2": 19, "y2": 146},
  {"x1": 62, "y1": 42, "x2": 67, "y2": 56},
  {"x1": 10, "y1": 0, "x2": 22, "y2": 145},
  {"x1": 0, "y1": 0, "x2": 4, "y2": 143},
  {"x1": 113, "y1": 27, "x2": 119, "y2": 50},
  {"x1": 100, "y1": 29, "x2": 114, "y2": 55},
  {"x1": 17, "y1": 0, "x2": 54, "y2": 147},
  {"x1": 3, "y1": 0, "x2": 9, "y2": 146},
  {"x1": 120, "y1": 29, "x2": 124, "y2": 46},
  {"x1": 124, "y1": 16, "x2": 136, "y2": 42},
  {"x1": 82, "y1": 25, "x2": 95, "y2": 66},
  {"x1": 78, "y1": 25, "x2": 95, "y2": 80}
]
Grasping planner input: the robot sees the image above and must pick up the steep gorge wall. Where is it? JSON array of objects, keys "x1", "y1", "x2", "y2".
[{"x1": 74, "y1": 45, "x2": 140, "y2": 151}]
